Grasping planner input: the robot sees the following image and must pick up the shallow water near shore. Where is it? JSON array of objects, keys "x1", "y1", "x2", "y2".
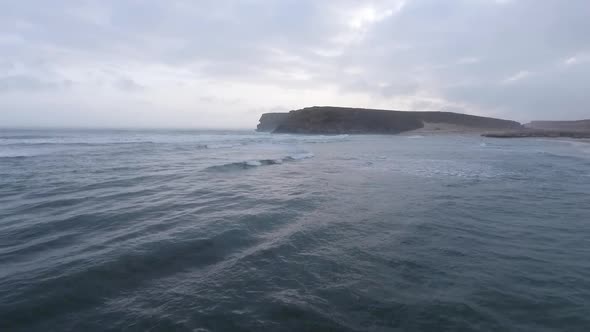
[{"x1": 1, "y1": 129, "x2": 590, "y2": 331}]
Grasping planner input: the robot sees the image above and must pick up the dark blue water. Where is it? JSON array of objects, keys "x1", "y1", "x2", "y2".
[{"x1": 1, "y1": 129, "x2": 589, "y2": 331}]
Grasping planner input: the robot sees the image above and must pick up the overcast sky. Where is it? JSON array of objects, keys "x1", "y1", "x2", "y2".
[{"x1": 1, "y1": 0, "x2": 589, "y2": 128}]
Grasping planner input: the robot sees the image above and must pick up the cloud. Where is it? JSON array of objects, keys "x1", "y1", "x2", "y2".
[
  {"x1": 563, "y1": 52, "x2": 590, "y2": 66},
  {"x1": 115, "y1": 78, "x2": 144, "y2": 92},
  {"x1": 0, "y1": 0, "x2": 589, "y2": 127},
  {"x1": 456, "y1": 57, "x2": 480, "y2": 65},
  {"x1": 0, "y1": 75, "x2": 61, "y2": 92},
  {"x1": 503, "y1": 71, "x2": 533, "y2": 84}
]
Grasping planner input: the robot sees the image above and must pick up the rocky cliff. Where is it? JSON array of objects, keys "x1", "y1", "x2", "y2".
[
  {"x1": 257, "y1": 106, "x2": 522, "y2": 134},
  {"x1": 256, "y1": 113, "x2": 290, "y2": 132}
]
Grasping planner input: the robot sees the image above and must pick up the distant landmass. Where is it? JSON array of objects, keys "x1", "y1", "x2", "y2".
[
  {"x1": 482, "y1": 130, "x2": 590, "y2": 139},
  {"x1": 525, "y1": 120, "x2": 590, "y2": 131},
  {"x1": 257, "y1": 106, "x2": 522, "y2": 135},
  {"x1": 483, "y1": 120, "x2": 590, "y2": 139}
]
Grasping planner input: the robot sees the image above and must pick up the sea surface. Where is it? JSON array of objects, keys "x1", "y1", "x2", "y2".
[{"x1": 1, "y1": 129, "x2": 589, "y2": 331}]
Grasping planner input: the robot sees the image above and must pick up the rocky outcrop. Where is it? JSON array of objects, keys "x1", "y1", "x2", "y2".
[
  {"x1": 273, "y1": 107, "x2": 424, "y2": 134},
  {"x1": 256, "y1": 113, "x2": 290, "y2": 132},
  {"x1": 257, "y1": 106, "x2": 522, "y2": 134}
]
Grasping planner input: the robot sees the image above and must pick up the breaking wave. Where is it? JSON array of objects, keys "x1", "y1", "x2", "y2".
[{"x1": 205, "y1": 152, "x2": 314, "y2": 172}]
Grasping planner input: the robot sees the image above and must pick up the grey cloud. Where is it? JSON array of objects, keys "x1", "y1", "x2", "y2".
[
  {"x1": 199, "y1": 95, "x2": 242, "y2": 105},
  {"x1": 0, "y1": 61, "x2": 15, "y2": 74},
  {"x1": 0, "y1": 0, "x2": 589, "y2": 127},
  {"x1": 340, "y1": 79, "x2": 419, "y2": 97},
  {"x1": 346, "y1": 0, "x2": 590, "y2": 119},
  {"x1": 0, "y1": 75, "x2": 62, "y2": 92},
  {"x1": 445, "y1": 63, "x2": 590, "y2": 120},
  {"x1": 115, "y1": 78, "x2": 144, "y2": 92}
]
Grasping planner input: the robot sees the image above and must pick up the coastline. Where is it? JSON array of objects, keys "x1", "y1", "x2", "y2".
[
  {"x1": 399, "y1": 122, "x2": 491, "y2": 136},
  {"x1": 482, "y1": 130, "x2": 590, "y2": 139}
]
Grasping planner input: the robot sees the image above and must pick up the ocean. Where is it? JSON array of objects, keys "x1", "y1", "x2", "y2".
[{"x1": 1, "y1": 129, "x2": 589, "y2": 331}]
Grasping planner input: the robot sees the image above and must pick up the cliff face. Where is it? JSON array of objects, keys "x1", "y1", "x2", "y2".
[
  {"x1": 525, "y1": 120, "x2": 590, "y2": 131},
  {"x1": 274, "y1": 107, "x2": 424, "y2": 134},
  {"x1": 256, "y1": 113, "x2": 290, "y2": 132},
  {"x1": 257, "y1": 106, "x2": 522, "y2": 134}
]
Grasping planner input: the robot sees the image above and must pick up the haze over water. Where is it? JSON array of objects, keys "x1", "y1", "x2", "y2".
[{"x1": 1, "y1": 129, "x2": 590, "y2": 331}]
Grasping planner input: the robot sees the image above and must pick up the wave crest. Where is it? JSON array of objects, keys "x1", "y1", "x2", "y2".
[{"x1": 205, "y1": 153, "x2": 314, "y2": 172}]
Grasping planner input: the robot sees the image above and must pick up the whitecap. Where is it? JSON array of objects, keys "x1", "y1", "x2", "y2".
[
  {"x1": 206, "y1": 143, "x2": 241, "y2": 149},
  {"x1": 205, "y1": 152, "x2": 313, "y2": 172},
  {"x1": 285, "y1": 152, "x2": 315, "y2": 160}
]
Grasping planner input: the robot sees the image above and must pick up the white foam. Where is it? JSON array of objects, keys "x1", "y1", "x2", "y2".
[
  {"x1": 564, "y1": 140, "x2": 590, "y2": 154},
  {"x1": 245, "y1": 160, "x2": 262, "y2": 167},
  {"x1": 286, "y1": 152, "x2": 315, "y2": 160},
  {"x1": 289, "y1": 135, "x2": 350, "y2": 144},
  {"x1": 206, "y1": 143, "x2": 242, "y2": 149}
]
